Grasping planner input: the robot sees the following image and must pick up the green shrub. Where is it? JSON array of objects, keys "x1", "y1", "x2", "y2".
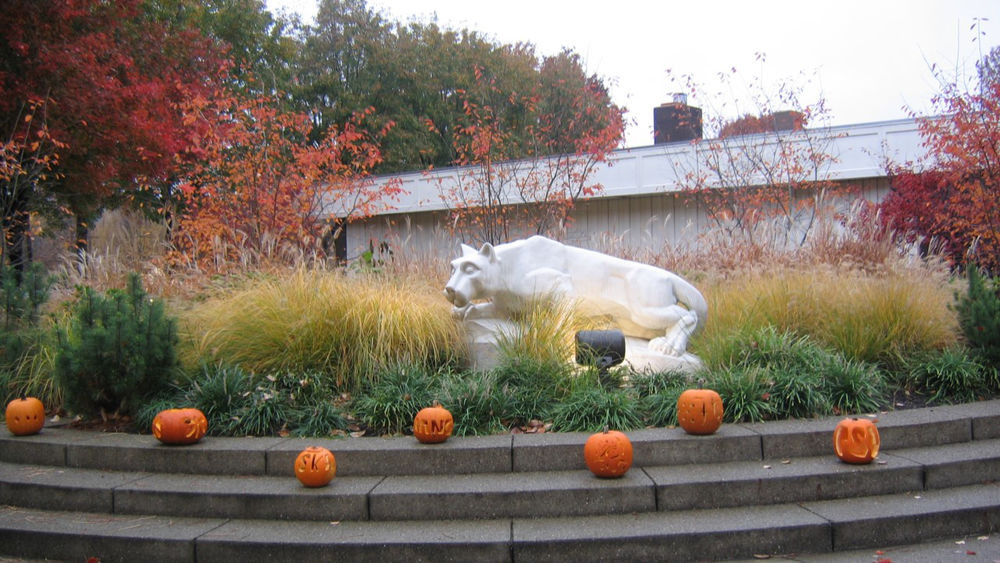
[
  {"x1": 704, "y1": 367, "x2": 774, "y2": 423},
  {"x1": 441, "y1": 370, "x2": 508, "y2": 436},
  {"x1": 955, "y1": 266, "x2": 1000, "y2": 365},
  {"x1": 821, "y1": 359, "x2": 886, "y2": 415},
  {"x1": 134, "y1": 364, "x2": 349, "y2": 437},
  {"x1": 492, "y1": 356, "x2": 573, "y2": 426},
  {"x1": 548, "y1": 386, "x2": 644, "y2": 432},
  {"x1": 640, "y1": 386, "x2": 686, "y2": 427},
  {"x1": 54, "y1": 273, "x2": 178, "y2": 417},
  {"x1": 768, "y1": 367, "x2": 831, "y2": 419},
  {"x1": 902, "y1": 348, "x2": 991, "y2": 404},
  {"x1": 351, "y1": 363, "x2": 442, "y2": 435}
]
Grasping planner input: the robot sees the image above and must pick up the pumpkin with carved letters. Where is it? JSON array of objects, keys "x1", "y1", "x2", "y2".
[
  {"x1": 833, "y1": 417, "x2": 880, "y2": 464},
  {"x1": 676, "y1": 389, "x2": 724, "y2": 435},
  {"x1": 413, "y1": 403, "x2": 454, "y2": 444},
  {"x1": 152, "y1": 408, "x2": 208, "y2": 445},
  {"x1": 295, "y1": 446, "x2": 336, "y2": 487},
  {"x1": 584, "y1": 429, "x2": 633, "y2": 478},
  {"x1": 5, "y1": 395, "x2": 45, "y2": 436}
]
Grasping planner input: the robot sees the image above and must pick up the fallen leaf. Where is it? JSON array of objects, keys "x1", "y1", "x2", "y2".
[
  {"x1": 751, "y1": 554, "x2": 771, "y2": 559},
  {"x1": 978, "y1": 536, "x2": 990, "y2": 541},
  {"x1": 956, "y1": 540, "x2": 966, "y2": 545},
  {"x1": 349, "y1": 430, "x2": 366, "y2": 438},
  {"x1": 876, "y1": 460, "x2": 888, "y2": 465},
  {"x1": 781, "y1": 459, "x2": 791, "y2": 464},
  {"x1": 762, "y1": 465, "x2": 772, "y2": 469},
  {"x1": 967, "y1": 551, "x2": 977, "y2": 555}
]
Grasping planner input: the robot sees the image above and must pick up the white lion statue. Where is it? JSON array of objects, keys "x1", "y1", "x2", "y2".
[{"x1": 443, "y1": 236, "x2": 707, "y2": 372}]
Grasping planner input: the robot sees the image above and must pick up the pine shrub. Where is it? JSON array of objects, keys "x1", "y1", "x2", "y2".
[
  {"x1": 54, "y1": 273, "x2": 178, "y2": 417},
  {"x1": 955, "y1": 266, "x2": 1000, "y2": 365}
]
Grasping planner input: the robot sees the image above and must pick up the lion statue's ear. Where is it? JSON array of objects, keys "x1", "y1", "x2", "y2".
[
  {"x1": 479, "y1": 243, "x2": 497, "y2": 263},
  {"x1": 460, "y1": 243, "x2": 477, "y2": 257}
]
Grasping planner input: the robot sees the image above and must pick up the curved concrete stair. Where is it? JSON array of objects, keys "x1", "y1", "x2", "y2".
[{"x1": 0, "y1": 400, "x2": 998, "y2": 562}]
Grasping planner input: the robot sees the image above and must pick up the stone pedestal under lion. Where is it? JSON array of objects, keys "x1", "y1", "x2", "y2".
[{"x1": 443, "y1": 236, "x2": 707, "y2": 374}]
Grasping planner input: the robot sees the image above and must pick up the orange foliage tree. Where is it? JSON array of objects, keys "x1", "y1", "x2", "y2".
[
  {"x1": 669, "y1": 56, "x2": 850, "y2": 248},
  {"x1": 171, "y1": 92, "x2": 400, "y2": 270},
  {"x1": 430, "y1": 53, "x2": 624, "y2": 246},
  {"x1": 880, "y1": 45, "x2": 1000, "y2": 274}
]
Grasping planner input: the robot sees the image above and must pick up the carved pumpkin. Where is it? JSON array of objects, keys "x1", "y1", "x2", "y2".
[
  {"x1": 295, "y1": 446, "x2": 336, "y2": 487},
  {"x1": 152, "y1": 408, "x2": 208, "y2": 445},
  {"x1": 676, "y1": 389, "x2": 724, "y2": 435},
  {"x1": 833, "y1": 417, "x2": 880, "y2": 464},
  {"x1": 5, "y1": 395, "x2": 45, "y2": 436},
  {"x1": 413, "y1": 403, "x2": 454, "y2": 444},
  {"x1": 583, "y1": 429, "x2": 633, "y2": 478}
]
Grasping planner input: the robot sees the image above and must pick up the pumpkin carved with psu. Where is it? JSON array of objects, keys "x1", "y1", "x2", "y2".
[{"x1": 833, "y1": 417, "x2": 880, "y2": 464}]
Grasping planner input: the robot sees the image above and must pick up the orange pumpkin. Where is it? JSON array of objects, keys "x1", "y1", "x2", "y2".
[
  {"x1": 413, "y1": 403, "x2": 454, "y2": 444},
  {"x1": 152, "y1": 408, "x2": 208, "y2": 445},
  {"x1": 676, "y1": 389, "x2": 724, "y2": 435},
  {"x1": 583, "y1": 429, "x2": 633, "y2": 478},
  {"x1": 295, "y1": 446, "x2": 336, "y2": 487},
  {"x1": 833, "y1": 417, "x2": 880, "y2": 464},
  {"x1": 5, "y1": 395, "x2": 45, "y2": 436}
]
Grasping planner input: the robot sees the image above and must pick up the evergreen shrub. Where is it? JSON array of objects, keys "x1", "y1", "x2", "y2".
[{"x1": 54, "y1": 273, "x2": 178, "y2": 417}]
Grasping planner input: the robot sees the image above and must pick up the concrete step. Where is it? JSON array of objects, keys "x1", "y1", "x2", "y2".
[
  {"x1": 1, "y1": 483, "x2": 997, "y2": 562},
  {"x1": 2, "y1": 399, "x2": 997, "y2": 478},
  {"x1": 2, "y1": 439, "x2": 998, "y2": 523},
  {"x1": 0, "y1": 400, "x2": 998, "y2": 561}
]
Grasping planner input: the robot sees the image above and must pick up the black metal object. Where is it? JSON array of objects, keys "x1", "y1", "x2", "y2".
[{"x1": 575, "y1": 330, "x2": 626, "y2": 370}]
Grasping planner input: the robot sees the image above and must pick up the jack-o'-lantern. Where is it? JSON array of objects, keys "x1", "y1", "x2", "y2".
[
  {"x1": 833, "y1": 417, "x2": 880, "y2": 464},
  {"x1": 413, "y1": 403, "x2": 454, "y2": 444},
  {"x1": 152, "y1": 408, "x2": 208, "y2": 445},
  {"x1": 295, "y1": 446, "x2": 336, "y2": 487},
  {"x1": 676, "y1": 389, "x2": 724, "y2": 435},
  {"x1": 5, "y1": 395, "x2": 45, "y2": 436},
  {"x1": 583, "y1": 429, "x2": 633, "y2": 478}
]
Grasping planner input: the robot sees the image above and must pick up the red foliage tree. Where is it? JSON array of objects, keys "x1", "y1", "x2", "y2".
[
  {"x1": 0, "y1": 0, "x2": 223, "y2": 268},
  {"x1": 880, "y1": 46, "x2": 1000, "y2": 274},
  {"x1": 172, "y1": 92, "x2": 400, "y2": 270}
]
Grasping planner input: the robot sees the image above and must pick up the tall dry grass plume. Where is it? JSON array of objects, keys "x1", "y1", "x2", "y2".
[{"x1": 180, "y1": 268, "x2": 463, "y2": 393}]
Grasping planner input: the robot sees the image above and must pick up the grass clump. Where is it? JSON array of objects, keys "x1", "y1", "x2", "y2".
[
  {"x1": 696, "y1": 266, "x2": 958, "y2": 369},
  {"x1": 350, "y1": 363, "x2": 442, "y2": 435},
  {"x1": 134, "y1": 364, "x2": 350, "y2": 437},
  {"x1": 181, "y1": 269, "x2": 463, "y2": 395},
  {"x1": 901, "y1": 348, "x2": 996, "y2": 405},
  {"x1": 548, "y1": 385, "x2": 644, "y2": 432}
]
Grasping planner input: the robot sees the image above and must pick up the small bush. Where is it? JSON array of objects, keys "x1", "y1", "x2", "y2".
[
  {"x1": 705, "y1": 367, "x2": 774, "y2": 423},
  {"x1": 955, "y1": 266, "x2": 1000, "y2": 365},
  {"x1": 134, "y1": 364, "x2": 349, "y2": 437},
  {"x1": 351, "y1": 363, "x2": 442, "y2": 435},
  {"x1": 441, "y1": 370, "x2": 508, "y2": 436},
  {"x1": 821, "y1": 359, "x2": 886, "y2": 415},
  {"x1": 492, "y1": 356, "x2": 574, "y2": 426},
  {"x1": 640, "y1": 387, "x2": 686, "y2": 427},
  {"x1": 902, "y1": 348, "x2": 991, "y2": 405},
  {"x1": 0, "y1": 263, "x2": 56, "y2": 406},
  {"x1": 548, "y1": 386, "x2": 644, "y2": 432},
  {"x1": 54, "y1": 273, "x2": 178, "y2": 417}
]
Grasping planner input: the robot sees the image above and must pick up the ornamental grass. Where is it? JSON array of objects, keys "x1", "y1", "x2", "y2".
[{"x1": 179, "y1": 268, "x2": 464, "y2": 394}]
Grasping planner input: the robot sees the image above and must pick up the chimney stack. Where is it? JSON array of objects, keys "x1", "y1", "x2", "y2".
[{"x1": 654, "y1": 95, "x2": 703, "y2": 144}]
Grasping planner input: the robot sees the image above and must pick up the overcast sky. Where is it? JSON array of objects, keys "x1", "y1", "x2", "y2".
[{"x1": 265, "y1": 0, "x2": 999, "y2": 147}]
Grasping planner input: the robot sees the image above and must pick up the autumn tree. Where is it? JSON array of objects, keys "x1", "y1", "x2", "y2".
[
  {"x1": 668, "y1": 57, "x2": 848, "y2": 247},
  {"x1": 0, "y1": 0, "x2": 224, "y2": 269},
  {"x1": 171, "y1": 91, "x2": 400, "y2": 270},
  {"x1": 880, "y1": 45, "x2": 1000, "y2": 274},
  {"x1": 434, "y1": 53, "x2": 625, "y2": 246}
]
